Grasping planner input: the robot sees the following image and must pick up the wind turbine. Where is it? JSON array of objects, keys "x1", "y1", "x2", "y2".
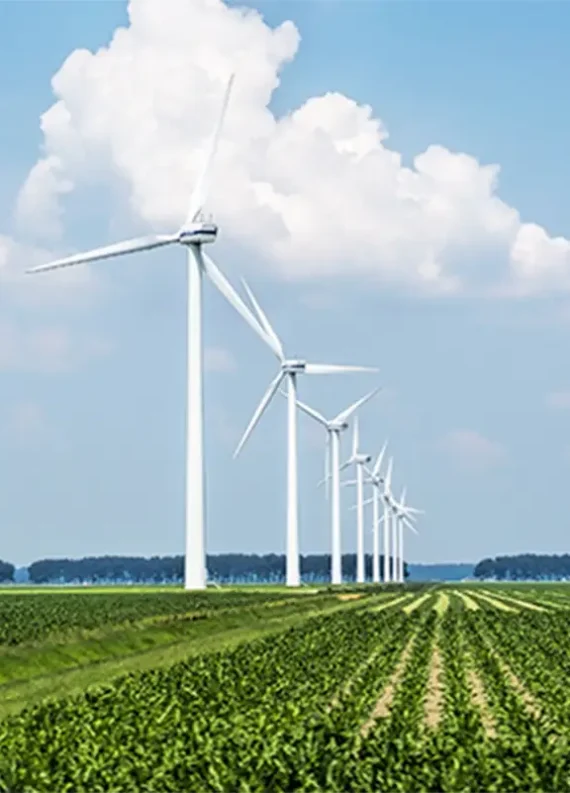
[
  {"x1": 291, "y1": 388, "x2": 381, "y2": 585},
  {"x1": 339, "y1": 417, "x2": 372, "y2": 584},
  {"x1": 25, "y1": 74, "x2": 272, "y2": 591},
  {"x1": 363, "y1": 441, "x2": 387, "y2": 583},
  {"x1": 392, "y1": 486, "x2": 423, "y2": 583},
  {"x1": 347, "y1": 440, "x2": 388, "y2": 583},
  {"x1": 233, "y1": 284, "x2": 378, "y2": 588}
]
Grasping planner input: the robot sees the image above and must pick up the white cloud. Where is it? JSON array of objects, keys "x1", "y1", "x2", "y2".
[
  {"x1": 12, "y1": 0, "x2": 570, "y2": 296},
  {"x1": 438, "y1": 429, "x2": 506, "y2": 470},
  {"x1": 204, "y1": 345, "x2": 237, "y2": 373},
  {"x1": 545, "y1": 390, "x2": 570, "y2": 410}
]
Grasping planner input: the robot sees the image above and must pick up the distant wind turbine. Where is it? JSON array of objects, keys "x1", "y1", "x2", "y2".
[
  {"x1": 364, "y1": 441, "x2": 388, "y2": 583},
  {"x1": 291, "y1": 388, "x2": 380, "y2": 585},
  {"x1": 26, "y1": 74, "x2": 272, "y2": 591},
  {"x1": 392, "y1": 486, "x2": 423, "y2": 583},
  {"x1": 339, "y1": 417, "x2": 372, "y2": 584},
  {"x1": 347, "y1": 440, "x2": 388, "y2": 583},
  {"x1": 233, "y1": 282, "x2": 378, "y2": 587}
]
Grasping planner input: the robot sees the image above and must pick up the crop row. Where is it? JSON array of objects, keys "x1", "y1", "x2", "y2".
[{"x1": 0, "y1": 590, "x2": 321, "y2": 646}]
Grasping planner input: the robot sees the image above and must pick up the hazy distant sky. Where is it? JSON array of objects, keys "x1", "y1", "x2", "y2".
[{"x1": 1, "y1": 0, "x2": 570, "y2": 567}]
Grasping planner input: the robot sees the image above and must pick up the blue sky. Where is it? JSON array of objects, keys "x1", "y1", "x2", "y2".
[{"x1": 1, "y1": 0, "x2": 570, "y2": 567}]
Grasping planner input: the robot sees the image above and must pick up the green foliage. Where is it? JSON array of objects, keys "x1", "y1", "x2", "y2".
[
  {"x1": 2, "y1": 587, "x2": 570, "y2": 790},
  {"x1": 0, "y1": 590, "x2": 315, "y2": 646}
]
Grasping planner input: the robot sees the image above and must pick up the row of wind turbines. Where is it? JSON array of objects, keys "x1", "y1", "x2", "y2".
[{"x1": 26, "y1": 73, "x2": 423, "y2": 589}]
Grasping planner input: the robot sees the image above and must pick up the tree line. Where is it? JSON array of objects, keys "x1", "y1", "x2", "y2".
[
  {"x1": 474, "y1": 554, "x2": 570, "y2": 580},
  {"x1": 0, "y1": 560, "x2": 14, "y2": 582},
  {"x1": 18, "y1": 554, "x2": 408, "y2": 584}
]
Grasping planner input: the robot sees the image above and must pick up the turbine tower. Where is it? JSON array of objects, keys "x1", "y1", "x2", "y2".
[
  {"x1": 233, "y1": 282, "x2": 377, "y2": 587},
  {"x1": 292, "y1": 388, "x2": 380, "y2": 585},
  {"x1": 26, "y1": 75, "x2": 272, "y2": 590},
  {"x1": 340, "y1": 417, "x2": 372, "y2": 584}
]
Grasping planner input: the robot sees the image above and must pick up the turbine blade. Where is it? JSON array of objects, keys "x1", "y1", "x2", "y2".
[
  {"x1": 384, "y1": 457, "x2": 393, "y2": 492},
  {"x1": 233, "y1": 371, "x2": 284, "y2": 458},
  {"x1": 339, "y1": 459, "x2": 352, "y2": 473},
  {"x1": 333, "y1": 386, "x2": 382, "y2": 424},
  {"x1": 340, "y1": 479, "x2": 358, "y2": 487},
  {"x1": 184, "y1": 73, "x2": 235, "y2": 226},
  {"x1": 201, "y1": 252, "x2": 276, "y2": 352},
  {"x1": 241, "y1": 279, "x2": 284, "y2": 361},
  {"x1": 305, "y1": 364, "x2": 378, "y2": 375},
  {"x1": 400, "y1": 486, "x2": 407, "y2": 508},
  {"x1": 372, "y1": 439, "x2": 388, "y2": 478},
  {"x1": 401, "y1": 509, "x2": 417, "y2": 522},
  {"x1": 404, "y1": 506, "x2": 424, "y2": 515},
  {"x1": 350, "y1": 496, "x2": 374, "y2": 510},
  {"x1": 26, "y1": 235, "x2": 177, "y2": 274},
  {"x1": 294, "y1": 397, "x2": 328, "y2": 428},
  {"x1": 404, "y1": 518, "x2": 419, "y2": 535}
]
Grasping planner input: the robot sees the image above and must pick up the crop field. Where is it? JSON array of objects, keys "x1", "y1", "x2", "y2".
[{"x1": 1, "y1": 584, "x2": 570, "y2": 791}]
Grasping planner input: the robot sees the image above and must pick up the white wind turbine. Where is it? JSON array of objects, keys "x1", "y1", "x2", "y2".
[
  {"x1": 233, "y1": 283, "x2": 378, "y2": 588},
  {"x1": 339, "y1": 417, "x2": 372, "y2": 584},
  {"x1": 26, "y1": 74, "x2": 273, "y2": 591},
  {"x1": 346, "y1": 440, "x2": 388, "y2": 584},
  {"x1": 291, "y1": 388, "x2": 381, "y2": 585},
  {"x1": 362, "y1": 454, "x2": 418, "y2": 583},
  {"x1": 392, "y1": 486, "x2": 423, "y2": 583},
  {"x1": 364, "y1": 441, "x2": 388, "y2": 583}
]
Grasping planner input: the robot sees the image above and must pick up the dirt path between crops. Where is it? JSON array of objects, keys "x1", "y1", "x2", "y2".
[
  {"x1": 360, "y1": 635, "x2": 416, "y2": 737},
  {"x1": 327, "y1": 645, "x2": 382, "y2": 712},
  {"x1": 433, "y1": 593, "x2": 449, "y2": 616},
  {"x1": 453, "y1": 591, "x2": 479, "y2": 610},
  {"x1": 498, "y1": 659, "x2": 541, "y2": 718},
  {"x1": 467, "y1": 591, "x2": 518, "y2": 612},
  {"x1": 403, "y1": 592, "x2": 432, "y2": 614},
  {"x1": 467, "y1": 667, "x2": 497, "y2": 738},
  {"x1": 368, "y1": 594, "x2": 411, "y2": 612},
  {"x1": 476, "y1": 635, "x2": 543, "y2": 720},
  {"x1": 424, "y1": 644, "x2": 444, "y2": 730},
  {"x1": 485, "y1": 592, "x2": 547, "y2": 612}
]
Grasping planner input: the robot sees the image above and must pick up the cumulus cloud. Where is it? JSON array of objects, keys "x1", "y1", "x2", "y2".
[
  {"x1": 439, "y1": 429, "x2": 506, "y2": 470},
  {"x1": 13, "y1": 0, "x2": 570, "y2": 295}
]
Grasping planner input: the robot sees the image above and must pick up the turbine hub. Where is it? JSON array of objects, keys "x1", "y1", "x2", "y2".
[
  {"x1": 178, "y1": 222, "x2": 218, "y2": 246},
  {"x1": 282, "y1": 359, "x2": 306, "y2": 373}
]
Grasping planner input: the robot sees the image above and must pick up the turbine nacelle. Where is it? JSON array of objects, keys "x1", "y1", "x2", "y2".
[
  {"x1": 178, "y1": 222, "x2": 218, "y2": 246},
  {"x1": 356, "y1": 453, "x2": 372, "y2": 464},
  {"x1": 329, "y1": 420, "x2": 349, "y2": 432},
  {"x1": 282, "y1": 359, "x2": 307, "y2": 374}
]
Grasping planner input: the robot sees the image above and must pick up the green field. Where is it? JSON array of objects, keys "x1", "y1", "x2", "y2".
[{"x1": 1, "y1": 583, "x2": 570, "y2": 791}]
